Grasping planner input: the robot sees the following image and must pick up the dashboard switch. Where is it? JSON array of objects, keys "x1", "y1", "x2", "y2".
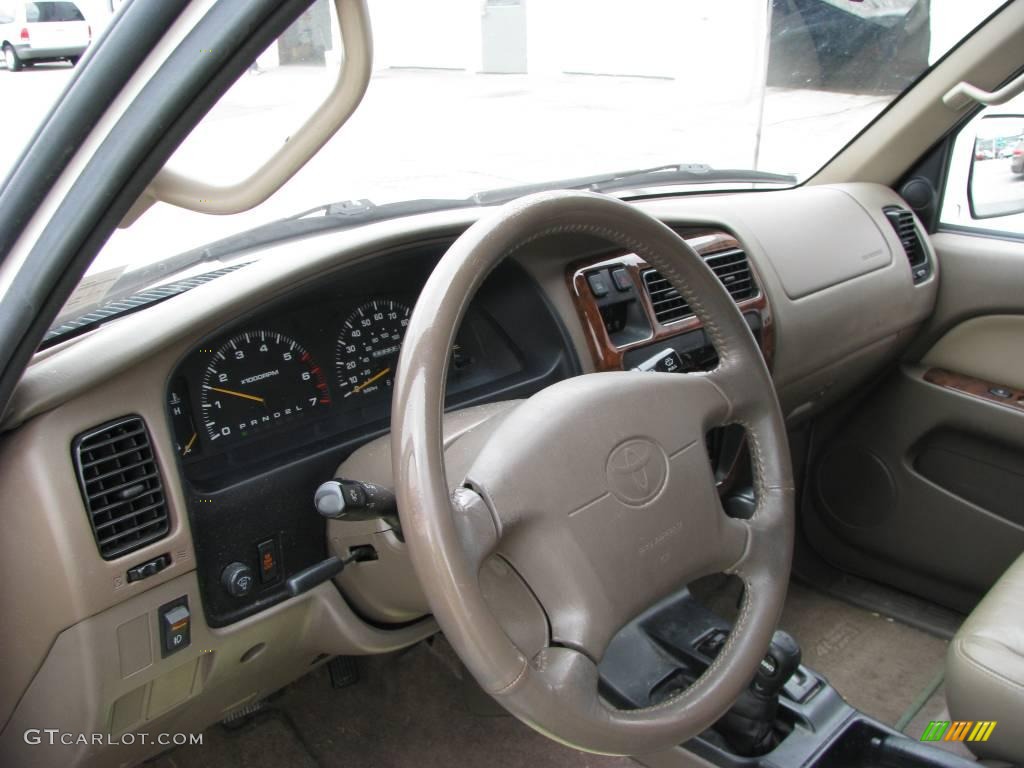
[
  {"x1": 587, "y1": 271, "x2": 610, "y2": 298},
  {"x1": 221, "y1": 562, "x2": 255, "y2": 598},
  {"x1": 611, "y1": 267, "x2": 632, "y2": 292},
  {"x1": 159, "y1": 598, "x2": 190, "y2": 657},
  {"x1": 127, "y1": 553, "x2": 169, "y2": 583},
  {"x1": 257, "y1": 539, "x2": 280, "y2": 584}
]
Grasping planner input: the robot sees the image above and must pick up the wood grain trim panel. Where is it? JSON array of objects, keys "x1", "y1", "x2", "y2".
[
  {"x1": 566, "y1": 230, "x2": 773, "y2": 372},
  {"x1": 924, "y1": 368, "x2": 1024, "y2": 412}
]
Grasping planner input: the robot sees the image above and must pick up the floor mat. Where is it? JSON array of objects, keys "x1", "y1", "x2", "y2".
[
  {"x1": 779, "y1": 582, "x2": 950, "y2": 728},
  {"x1": 160, "y1": 639, "x2": 633, "y2": 768},
  {"x1": 155, "y1": 713, "x2": 318, "y2": 768}
]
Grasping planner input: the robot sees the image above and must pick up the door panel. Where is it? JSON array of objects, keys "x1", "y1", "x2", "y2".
[
  {"x1": 923, "y1": 315, "x2": 1024, "y2": 390},
  {"x1": 805, "y1": 232, "x2": 1024, "y2": 612},
  {"x1": 911, "y1": 232, "x2": 1024, "y2": 352}
]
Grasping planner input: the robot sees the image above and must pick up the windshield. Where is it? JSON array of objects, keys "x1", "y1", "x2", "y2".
[{"x1": 13, "y1": 0, "x2": 1006, "y2": 331}]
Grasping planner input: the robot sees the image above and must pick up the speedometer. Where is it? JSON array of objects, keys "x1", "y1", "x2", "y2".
[
  {"x1": 199, "y1": 330, "x2": 330, "y2": 443},
  {"x1": 335, "y1": 300, "x2": 410, "y2": 403}
]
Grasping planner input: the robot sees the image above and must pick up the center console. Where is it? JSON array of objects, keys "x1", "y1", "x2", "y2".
[
  {"x1": 599, "y1": 590, "x2": 976, "y2": 768},
  {"x1": 566, "y1": 230, "x2": 774, "y2": 372}
]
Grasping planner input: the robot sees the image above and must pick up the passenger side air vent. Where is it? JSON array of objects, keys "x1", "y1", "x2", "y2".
[
  {"x1": 73, "y1": 417, "x2": 169, "y2": 560},
  {"x1": 642, "y1": 248, "x2": 756, "y2": 325},
  {"x1": 883, "y1": 206, "x2": 930, "y2": 284}
]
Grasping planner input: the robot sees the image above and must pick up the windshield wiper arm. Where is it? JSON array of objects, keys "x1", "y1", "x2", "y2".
[
  {"x1": 106, "y1": 165, "x2": 790, "y2": 302},
  {"x1": 588, "y1": 164, "x2": 797, "y2": 193},
  {"x1": 471, "y1": 163, "x2": 796, "y2": 205}
]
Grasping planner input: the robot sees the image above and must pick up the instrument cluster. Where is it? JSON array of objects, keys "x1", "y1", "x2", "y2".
[
  {"x1": 165, "y1": 252, "x2": 571, "y2": 488},
  {"x1": 173, "y1": 299, "x2": 416, "y2": 453},
  {"x1": 168, "y1": 293, "x2": 499, "y2": 459}
]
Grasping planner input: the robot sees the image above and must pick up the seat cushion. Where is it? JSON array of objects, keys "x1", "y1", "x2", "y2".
[{"x1": 946, "y1": 551, "x2": 1024, "y2": 763}]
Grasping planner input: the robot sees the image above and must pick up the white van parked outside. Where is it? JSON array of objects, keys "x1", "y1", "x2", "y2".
[{"x1": 0, "y1": 1, "x2": 90, "y2": 71}]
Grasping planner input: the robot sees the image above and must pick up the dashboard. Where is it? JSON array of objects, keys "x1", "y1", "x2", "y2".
[
  {"x1": 165, "y1": 241, "x2": 579, "y2": 625},
  {"x1": 0, "y1": 184, "x2": 942, "y2": 763}
]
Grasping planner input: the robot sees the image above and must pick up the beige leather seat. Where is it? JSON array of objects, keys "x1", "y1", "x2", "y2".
[{"x1": 946, "y1": 552, "x2": 1024, "y2": 764}]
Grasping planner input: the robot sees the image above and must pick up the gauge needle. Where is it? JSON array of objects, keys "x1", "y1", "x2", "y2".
[
  {"x1": 205, "y1": 385, "x2": 265, "y2": 404},
  {"x1": 183, "y1": 432, "x2": 197, "y2": 455},
  {"x1": 346, "y1": 367, "x2": 391, "y2": 397}
]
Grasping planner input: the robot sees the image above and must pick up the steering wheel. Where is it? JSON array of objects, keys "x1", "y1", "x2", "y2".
[{"x1": 391, "y1": 191, "x2": 794, "y2": 756}]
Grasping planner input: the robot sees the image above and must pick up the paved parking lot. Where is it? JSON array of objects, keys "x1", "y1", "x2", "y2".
[{"x1": 10, "y1": 61, "x2": 1022, "y2": 275}]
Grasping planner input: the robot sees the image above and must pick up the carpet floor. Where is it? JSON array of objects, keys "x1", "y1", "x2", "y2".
[
  {"x1": 153, "y1": 638, "x2": 633, "y2": 768},
  {"x1": 155, "y1": 582, "x2": 968, "y2": 767},
  {"x1": 779, "y1": 581, "x2": 950, "y2": 728}
]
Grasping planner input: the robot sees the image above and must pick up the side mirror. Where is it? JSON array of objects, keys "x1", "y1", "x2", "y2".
[{"x1": 969, "y1": 114, "x2": 1024, "y2": 219}]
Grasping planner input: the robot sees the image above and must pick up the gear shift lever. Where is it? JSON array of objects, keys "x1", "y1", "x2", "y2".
[
  {"x1": 753, "y1": 630, "x2": 801, "y2": 696},
  {"x1": 718, "y1": 629, "x2": 802, "y2": 756}
]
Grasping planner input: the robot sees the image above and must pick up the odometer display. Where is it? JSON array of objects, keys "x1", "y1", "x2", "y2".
[
  {"x1": 335, "y1": 300, "x2": 410, "y2": 403},
  {"x1": 199, "y1": 330, "x2": 330, "y2": 443}
]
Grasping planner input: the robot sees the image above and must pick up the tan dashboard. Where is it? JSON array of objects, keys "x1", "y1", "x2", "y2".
[{"x1": 0, "y1": 182, "x2": 937, "y2": 767}]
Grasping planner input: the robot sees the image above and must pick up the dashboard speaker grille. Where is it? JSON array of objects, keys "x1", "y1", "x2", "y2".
[
  {"x1": 642, "y1": 248, "x2": 756, "y2": 325},
  {"x1": 73, "y1": 416, "x2": 169, "y2": 560}
]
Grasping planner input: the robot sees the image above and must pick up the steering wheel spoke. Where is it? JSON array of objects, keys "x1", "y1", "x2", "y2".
[
  {"x1": 700, "y1": 358, "x2": 763, "y2": 428},
  {"x1": 449, "y1": 486, "x2": 500, "y2": 571}
]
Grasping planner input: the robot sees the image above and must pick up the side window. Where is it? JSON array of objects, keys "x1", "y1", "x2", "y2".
[
  {"x1": 24, "y1": 2, "x2": 39, "y2": 23},
  {"x1": 940, "y1": 93, "x2": 1024, "y2": 238},
  {"x1": 39, "y1": 2, "x2": 84, "y2": 22}
]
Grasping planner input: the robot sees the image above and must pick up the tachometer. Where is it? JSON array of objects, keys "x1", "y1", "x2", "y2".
[
  {"x1": 335, "y1": 300, "x2": 410, "y2": 403},
  {"x1": 199, "y1": 330, "x2": 330, "y2": 443}
]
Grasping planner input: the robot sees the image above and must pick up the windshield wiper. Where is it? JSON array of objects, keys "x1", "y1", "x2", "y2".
[
  {"x1": 470, "y1": 164, "x2": 796, "y2": 205},
  {"x1": 46, "y1": 164, "x2": 794, "y2": 344},
  {"x1": 99, "y1": 164, "x2": 789, "y2": 303}
]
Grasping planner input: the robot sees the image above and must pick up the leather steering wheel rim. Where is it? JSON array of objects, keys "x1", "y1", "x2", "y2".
[{"x1": 391, "y1": 191, "x2": 794, "y2": 756}]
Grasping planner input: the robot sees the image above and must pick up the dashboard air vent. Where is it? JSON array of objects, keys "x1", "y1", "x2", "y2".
[
  {"x1": 883, "y1": 206, "x2": 930, "y2": 283},
  {"x1": 73, "y1": 417, "x2": 169, "y2": 560},
  {"x1": 642, "y1": 248, "x2": 756, "y2": 325}
]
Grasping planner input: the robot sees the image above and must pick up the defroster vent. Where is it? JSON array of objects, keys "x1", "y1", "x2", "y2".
[
  {"x1": 73, "y1": 416, "x2": 169, "y2": 560},
  {"x1": 642, "y1": 248, "x2": 756, "y2": 325}
]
